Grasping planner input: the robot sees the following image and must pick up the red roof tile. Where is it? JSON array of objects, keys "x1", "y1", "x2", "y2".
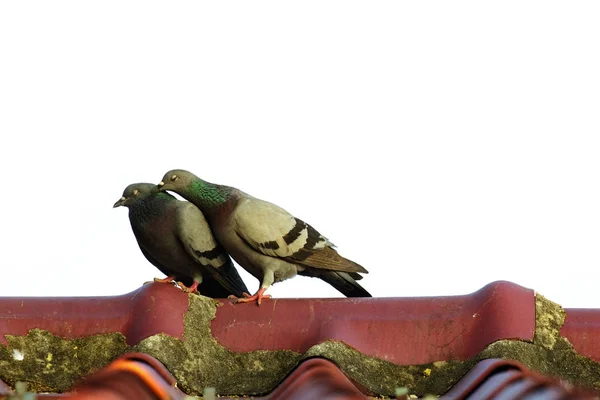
[
  {"x1": 2, "y1": 280, "x2": 537, "y2": 365},
  {"x1": 0, "y1": 282, "x2": 188, "y2": 346},
  {"x1": 443, "y1": 358, "x2": 598, "y2": 400},
  {"x1": 561, "y1": 309, "x2": 600, "y2": 363},
  {"x1": 1, "y1": 281, "x2": 600, "y2": 398},
  {"x1": 266, "y1": 357, "x2": 367, "y2": 400},
  {"x1": 210, "y1": 280, "x2": 535, "y2": 364},
  {"x1": 71, "y1": 353, "x2": 188, "y2": 400}
]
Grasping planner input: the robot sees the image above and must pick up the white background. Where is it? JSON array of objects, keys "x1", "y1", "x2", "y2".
[{"x1": 1, "y1": 2, "x2": 599, "y2": 307}]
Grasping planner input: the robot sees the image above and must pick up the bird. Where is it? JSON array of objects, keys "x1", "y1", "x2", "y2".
[
  {"x1": 156, "y1": 169, "x2": 371, "y2": 305},
  {"x1": 113, "y1": 182, "x2": 249, "y2": 298}
]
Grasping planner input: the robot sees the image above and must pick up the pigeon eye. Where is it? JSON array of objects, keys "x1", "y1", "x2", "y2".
[
  {"x1": 133, "y1": 189, "x2": 139, "y2": 196},
  {"x1": 171, "y1": 175, "x2": 178, "y2": 182}
]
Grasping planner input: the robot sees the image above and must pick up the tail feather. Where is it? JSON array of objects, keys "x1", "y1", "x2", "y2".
[
  {"x1": 203, "y1": 260, "x2": 249, "y2": 298},
  {"x1": 319, "y1": 271, "x2": 372, "y2": 298},
  {"x1": 347, "y1": 271, "x2": 363, "y2": 280}
]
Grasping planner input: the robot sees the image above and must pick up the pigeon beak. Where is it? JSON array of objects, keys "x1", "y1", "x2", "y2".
[
  {"x1": 113, "y1": 197, "x2": 127, "y2": 208},
  {"x1": 157, "y1": 181, "x2": 165, "y2": 191}
]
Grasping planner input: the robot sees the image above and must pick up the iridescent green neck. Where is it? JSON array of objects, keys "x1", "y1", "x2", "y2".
[
  {"x1": 154, "y1": 191, "x2": 176, "y2": 203},
  {"x1": 188, "y1": 179, "x2": 232, "y2": 209},
  {"x1": 130, "y1": 191, "x2": 175, "y2": 222}
]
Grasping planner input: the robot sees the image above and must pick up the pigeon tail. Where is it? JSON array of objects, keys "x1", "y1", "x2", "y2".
[
  {"x1": 319, "y1": 271, "x2": 372, "y2": 298},
  {"x1": 203, "y1": 260, "x2": 249, "y2": 298}
]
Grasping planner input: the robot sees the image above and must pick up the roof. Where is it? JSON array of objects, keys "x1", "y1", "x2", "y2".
[
  {"x1": 1, "y1": 281, "x2": 599, "y2": 398},
  {"x1": 2, "y1": 354, "x2": 597, "y2": 399}
]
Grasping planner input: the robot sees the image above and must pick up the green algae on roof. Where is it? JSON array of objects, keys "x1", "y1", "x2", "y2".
[
  {"x1": 133, "y1": 296, "x2": 301, "y2": 395},
  {"x1": 0, "y1": 329, "x2": 127, "y2": 392}
]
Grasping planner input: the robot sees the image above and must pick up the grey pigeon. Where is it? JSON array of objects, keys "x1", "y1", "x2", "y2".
[
  {"x1": 156, "y1": 170, "x2": 371, "y2": 305},
  {"x1": 113, "y1": 183, "x2": 248, "y2": 298}
]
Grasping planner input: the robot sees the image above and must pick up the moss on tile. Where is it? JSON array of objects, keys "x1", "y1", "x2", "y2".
[
  {"x1": 0, "y1": 329, "x2": 128, "y2": 392},
  {"x1": 132, "y1": 296, "x2": 301, "y2": 395},
  {"x1": 534, "y1": 293, "x2": 566, "y2": 350},
  {"x1": 1, "y1": 291, "x2": 600, "y2": 397},
  {"x1": 474, "y1": 294, "x2": 600, "y2": 393},
  {"x1": 302, "y1": 340, "x2": 473, "y2": 396}
]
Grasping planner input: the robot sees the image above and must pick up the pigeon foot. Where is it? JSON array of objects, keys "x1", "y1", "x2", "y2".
[
  {"x1": 230, "y1": 288, "x2": 271, "y2": 306},
  {"x1": 153, "y1": 276, "x2": 176, "y2": 284},
  {"x1": 177, "y1": 280, "x2": 199, "y2": 294}
]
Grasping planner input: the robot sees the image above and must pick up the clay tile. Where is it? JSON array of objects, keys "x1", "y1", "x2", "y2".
[
  {"x1": 72, "y1": 357, "x2": 187, "y2": 400},
  {"x1": 444, "y1": 358, "x2": 599, "y2": 400},
  {"x1": 267, "y1": 358, "x2": 366, "y2": 400}
]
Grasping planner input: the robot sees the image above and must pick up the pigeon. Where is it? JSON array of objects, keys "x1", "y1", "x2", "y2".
[
  {"x1": 156, "y1": 170, "x2": 371, "y2": 305},
  {"x1": 113, "y1": 182, "x2": 248, "y2": 298}
]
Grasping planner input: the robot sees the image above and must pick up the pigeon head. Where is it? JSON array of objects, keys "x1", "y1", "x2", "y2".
[
  {"x1": 113, "y1": 183, "x2": 157, "y2": 208},
  {"x1": 157, "y1": 169, "x2": 196, "y2": 193}
]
